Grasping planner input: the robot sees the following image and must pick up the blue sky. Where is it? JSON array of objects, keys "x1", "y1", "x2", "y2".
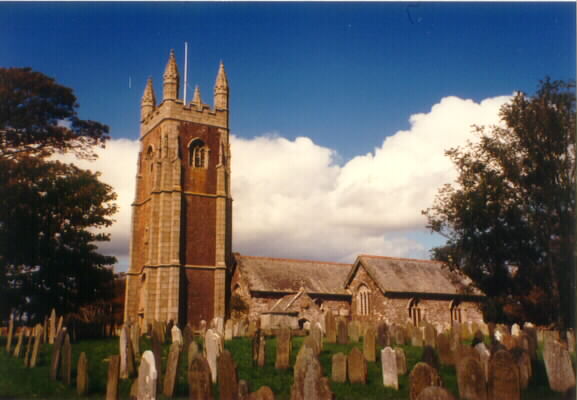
[{"x1": 1, "y1": 2, "x2": 575, "y2": 270}]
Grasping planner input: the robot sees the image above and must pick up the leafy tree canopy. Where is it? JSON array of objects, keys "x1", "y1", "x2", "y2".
[
  {"x1": 0, "y1": 67, "x2": 109, "y2": 160},
  {"x1": 423, "y1": 79, "x2": 575, "y2": 329}
]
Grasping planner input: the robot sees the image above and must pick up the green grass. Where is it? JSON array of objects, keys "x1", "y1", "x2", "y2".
[{"x1": 0, "y1": 335, "x2": 570, "y2": 399}]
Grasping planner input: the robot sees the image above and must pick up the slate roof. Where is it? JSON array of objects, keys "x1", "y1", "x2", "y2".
[
  {"x1": 234, "y1": 254, "x2": 351, "y2": 295},
  {"x1": 347, "y1": 255, "x2": 484, "y2": 297}
]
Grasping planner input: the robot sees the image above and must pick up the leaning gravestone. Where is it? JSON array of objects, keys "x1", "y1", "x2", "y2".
[
  {"x1": 218, "y1": 350, "x2": 239, "y2": 400},
  {"x1": 105, "y1": 354, "x2": 120, "y2": 400},
  {"x1": 543, "y1": 339, "x2": 576, "y2": 392},
  {"x1": 415, "y1": 386, "x2": 456, "y2": 400},
  {"x1": 347, "y1": 347, "x2": 367, "y2": 384},
  {"x1": 395, "y1": 347, "x2": 408, "y2": 375},
  {"x1": 163, "y1": 342, "x2": 181, "y2": 398},
  {"x1": 456, "y1": 356, "x2": 487, "y2": 400},
  {"x1": 50, "y1": 328, "x2": 67, "y2": 380},
  {"x1": 77, "y1": 352, "x2": 88, "y2": 395},
  {"x1": 205, "y1": 328, "x2": 222, "y2": 383},
  {"x1": 409, "y1": 362, "x2": 441, "y2": 400},
  {"x1": 363, "y1": 326, "x2": 376, "y2": 362},
  {"x1": 13, "y1": 327, "x2": 25, "y2": 358},
  {"x1": 6, "y1": 316, "x2": 14, "y2": 354},
  {"x1": 325, "y1": 313, "x2": 337, "y2": 343},
  {"x1": 381, "y1": 347, "x2": 398, "y2": 390},
  {"x1": 331, "y1": 352, "x2": 347, "y2": 383},
  {"x1": 275, "y1": 327, "x2": 291, "y2": 369},
  {"x1": 337, "y1": 319, "x2": 348, "y2": 345},
  {"x1": 291, "y1": 346, "x2": 332, "y2": 400},
  {"x1": 60, "y1": 332, "x2": 72, "y2": 385},
  {"x1": 488, "y1": 350, "x2": 520, "y2": 400},
  {"x1": 138, "y1": 351, "x2": 157, "y2": 400},
  {"x1": 30, "y1": 325, "x2": 43, "y2": 368},
  {"x1": 23, "y1": 328, "x2": 34, "y2": 367},
  {"x1": 189, "y1": 354, "x2": 213, "y2": 400}
]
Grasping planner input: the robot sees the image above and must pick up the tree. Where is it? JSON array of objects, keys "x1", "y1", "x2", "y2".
[
  {"x1": 0, "y1": 68, "x2": 117, "y2": 321},
  {"x1": 0, "y1": 67, "x2": 109, "y2": 160},
  {"x1": 423, "y1": 79, "x2": 575, "y2": 329}
]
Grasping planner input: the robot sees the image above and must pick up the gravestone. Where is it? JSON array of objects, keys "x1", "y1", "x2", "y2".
[
  {"x1": 456, "y1": 356, "x2": 487, "y2": 400},
  {"x1": 511, "y1": 323, "x2": 521, "y2": 337},
  {"x1": 13, "y1": 327, "x2": 25, "y2": 358},
  {"x1": 212, "y1": 317, "x2": 224, "y2": 336},
  {"x1": 171, "y1": 325, "x2": 183, "y2": 348},
  {"x1": 205, "y1": 328, "x2": 222, "y2": 383},
  {"x1": 394, "y1": 324, "x2": 406, "y2": 346},
  {"x1": 218, "y1": 350, "x2": 239, "y2": 400},
  {"x1": 151, "y1": 326, "x2": 163, "y2": 389},
  {"x1": 543, "y1": 340, "x2": 576, "y2": 392},
  {"x1": 474, "y1": 342, "x2": 491, "y2": 382},
  {"x1": 421, "y1": 346, "x2": 440, "y2": 372},
  {"x1": 363, "y1": 326, "x2": 376, "y2": 362},
  {"x1": 303, "y1": 335, "x2": 320, "y2": 356},
  {"x1": 106, "y1": 354, "x2": 120, "y2": 400},
  {"x1": 257, "y1": 333, "x2": 267, "y2": 367},
  {"x1": 488, "y1": 350, "x2": 520, "y2": 400},
  {"x1": 138, "y1": 351, "x2": 157, "y2": 400},
  {"x1": 6, "y1": 316, "x2": 14, "y2": 354},
  {"x1": 49, "y1": 309, "x2": 56, "y2": 344},
  {"x1": 77, "y1": 352, "x2": 88, "y2": 395},
  {"x1": 199, "y1": 320, "x2": 208, "y2": 336},
  {"x1": 510, "y1": 347, "x2": 531, "y2": 390},
  {"x1": 224, "y1": 319, "x2": 234, "y2": 341},
  {"x1": 412, "y1": 326, "x2": 424, "y2": 347},
  {"x1": 23, "y1": 328, "x2": 34, "y2": 366},
  {"x1": 349, "y1": 320, "x2": 360, "y2": 342},
  {"x1": 415, "y1": 386, "x2": 456, "y2": 400},
  {"x1": 436, "y1": 332, "x2": 453, "y2": 365},
  {"x1": 187, "y1": 341, "x2": 199, "y2": 369},
  {"x1": 50, "y1": 328, "x2": 67, "y2": 380},
  {"x1": 377, "y1": 322, "x2": 390, "y2": 347},
  {"x1": 248, "y1": 386, "x2": 275, "y2": 400},
  {"x1": 188, "y1": 355, "x2": 213, "y2": 400},
  {"x1": 60, "y1": 332, "x2": 72, "y2": 385},
  {"x1": 130, "y1": 322, "x2": 140, "y2": 359},
  {"x1": 325, "y1": 313, "x2": 337, "y2": 343},
  {"x1": 409, "y1": 362, "x2": 441, "y2": 400},
  {"x1": 311, "y1": 322, "x2": 324, "y2": 353},
  {"x1": 395, "y1": 347, "x2": 408, "y2": 375},
  {"x1": 381, "y1": 347, "x2": 399, "y2": 390},
  {"x1": 291, "y1": 346, "x2": 332, "y2": 400},
  {"x1": 163, "y1": 342, "x2": 181, "y2": 397},
  {"x1": 238, "y1": 379, "x2": 249, "y2": 400},
  {"x1": 347, "y1": 347, "x2": 367, "y2": 384},
  {"x1": 119, "y1": 325, "x2": 130, "y2": 379},
  {"x1": 183, "y1": 325, "x2": 194, "y2": 352},
  {"x1": 424, "y1": 324, "x2": 437, "y2": 348},
  {"x1": 337, "y1": 319, "x2": 348, "y2": 345},
  {"x1": 331, "y1": 352, "x2": 347, "y2": 383},
  {"x1": 275, "y1": 327, "x2": 291, "y2": 369},
  {"x1": 30, "y1": 325, "x2": 43, "y2": 368}
]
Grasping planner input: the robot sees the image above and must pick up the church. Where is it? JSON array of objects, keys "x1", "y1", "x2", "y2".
[{"x1": 123, "y1": 51, "x2": 485, "y2": 330}]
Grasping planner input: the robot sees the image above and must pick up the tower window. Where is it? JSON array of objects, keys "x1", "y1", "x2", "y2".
[
  {"x1": 189, "y1": 139, "x2": 208, "y2": 168},
  {"x1": 357, "y1": 284, "x2": 371, "y2": 316}
]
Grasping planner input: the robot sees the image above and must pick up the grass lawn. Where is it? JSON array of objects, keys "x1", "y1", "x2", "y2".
[{"x1": 0, "y1": 335, "x2": 570, "y2": 399}]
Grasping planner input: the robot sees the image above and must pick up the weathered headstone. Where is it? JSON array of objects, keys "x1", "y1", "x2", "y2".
[
  {"x1": 163, "y1": 342, "x2": 181, "y2": 397},
  {"x1": 511, "y1": 323, "x2": 521, "y2": 337},
  {"x1": 409, "y1": 362, "x2": 441, "y2": 400},
  {"x1": 377, "y1": 322, "x2": 390, "y2": 347},
  {"x1": 424, "y1": 324, "x2": 437, "y2": 348},
  {"x1": 474, "y1": 342, "x2": 491, "y2": 382},
  {"x1": 50, "y1": 328, "x2": 66, "y2": 380},
  {"x1": 347, "y1": 347, "x2": 367, "y2": 384},
  {"x1": 248, "y1": 386, "x2": 275, "y2": 400},
  {"x1": 325, "y1": 313, "x2": 337, "y2": 343},
  {"x1": 205, "y1": 328, "x2": 222, "y2": 383},
  {"x1": 437, "y1": 332, "x2": 453, "y2": 366},
  {"x1": 415, "y1": 386, "x2": 456, "y2": 400},
  {"x1": 183, "y1": 325, "x2": 194, "y2": 353},
  {"x1": 49, "y1": 309, "x2": 56, "y2": 344},
  {"x1": 138, "y1": 351, "x2": 157, "y2": 400},
  {"x1": 421, "y1": 346, "x2": 440, "y2": 372},
  {"x1": 77, "y1": 352, "x2": 89, "y2": 395},
  {"x1": 363, "y1": 326, "x2": 376, "y2": 362},
  {"x1": 412, "y1": 326, "x2": 424, "y2": 347},
  {"x1": 119, "y1": 325, "x2": 130, "y2": 379},
  {"x1": 456, "y1": 356, "x2": 487, "y2": 400},
  {"x1": 30, "y1": 325, "x2": 43, "y2": 368},
  {"x1": 60, "y1": 332, "x2": 72, "y2": 385},
  {"x1": 257, "y1": 333, "x2": 267, "y2": 367},
  {"x1": 337, "y1": 319, "x2": 348, "y2": 345},
  {"x1": 189, "y1": 355, "x2": 213, "y2": 400},
  {"x1": 543, "y1": 339, "x2": 576, "y2": 392},
  {"x1": 382, "y1": 347, "x2": 399, "y2": 390},
  {"x1": 23, "y1": 328, "x2": 34, "y2": 366},
  {"x1": 488, "y1": 350, "x2": 520, "y2": 400},
  {"x1": 130, "y1": 322, "x2": 140, "y2": 359},
  {"x1": 6, "y1": 316, "x2": 14, "y2": 354},
  {"x1": 275, "y1": 327, "x2": 291, "y2": 369},
  {"x1": 291, "y1": 346, "x2": 332, "y2": 400},
  {"x1": 348, "y1": 320, "x2": 360, "y2": 342},
  {"x1": 510, "y1": 347, "x2": 531, "y2": 390},
  {"x1": 311, "y1": 322, "x2": 323, "y2": 353},
  {"x1": 187, "y1": 341, "x2": 199, "y2": 369},
  {"x1": 218, "y1": 350, "x2": 239, "y2": 400},
  {"x1": 13, "y1": 327, "x2": 25, "y2": 358},
  {"x1": 331, "y1": 352, "x2": 347, "y2": 383},
  {"x1": 395, "y1": 347, "x2": 408, "y2": 375},
  {"x1": 151, "y1": 326, "x2": 163, "y2": 389},
  {"x1": 56, "y1": 316, "x2": 63, "y2": 336},
  {"x1": 171, "y1": 325, "x2": 183, "y2": 348},
  {"x1": 106, "y1": 354, "x2": 120, "y2": 400},
  {"x1": 238, "y1": 379, "x2": 249, "y2": 400},
  {"x1": 199, "y1": 319, "x2": 208, "y2": 336}
]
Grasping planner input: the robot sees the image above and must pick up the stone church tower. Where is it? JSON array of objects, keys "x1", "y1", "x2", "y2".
[{"x1": 124, "y1": 50, "x2": 232, "y2": 328}]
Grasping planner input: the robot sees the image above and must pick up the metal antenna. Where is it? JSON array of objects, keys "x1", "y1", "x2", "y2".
[{"x1": 183, "y1": 41, "x2": 188, "y2": 104}]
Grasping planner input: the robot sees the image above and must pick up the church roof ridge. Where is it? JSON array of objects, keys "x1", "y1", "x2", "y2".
[
  {"x1": 236, "y1": 254, "x2": 351, "y2": 266},
  {"x1": 357, "y1": 254, "x2": 444, "y2": 265}
]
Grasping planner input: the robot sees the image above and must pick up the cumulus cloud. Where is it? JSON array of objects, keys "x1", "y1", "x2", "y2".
[{"x1": 59, "y1": 94, "x2": 510, "y2": 270}]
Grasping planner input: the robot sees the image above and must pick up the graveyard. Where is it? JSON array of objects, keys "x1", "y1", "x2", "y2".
[{"x1": 0, "y1": 312, "x2": 575, "y2": 399}]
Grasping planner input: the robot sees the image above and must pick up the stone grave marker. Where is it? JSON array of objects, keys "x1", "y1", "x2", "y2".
[
  {"x1": 248, "y1": 386, "x2": 275, "y2": 400},
  {"x1": 199, "y1": 319, "x2": 208, "y2": 336},
  {"x1": 130, "y1": 322, "x2": 140, "y2": 359},
  {"x1": 187, "y1": 340, "x2": 199, "y2": 369},
  {"x1": 257, "y1": 333, "x2": 266, "y2": 367},
  {"x1": 311, "y1": 322, "x2": 324, "y2": 353},
  {"x1": 77, "y1": 352, "x2": 88, "y2": 395},
  {"x1": 325, "y1": 312, "x2": 337, "y2": 343},
  {"x1": 218, "y1": 349, "x2": 239, "y2": 400},
  {"x1": 488, "y1": 350, "x2": 520, "y2": 400},
  {"x1": 394, "y1": 324, "x2": 406, "y2": 346},
  {"x1": 424, "y1": 324, "x2": 437, "y2": 348},
  {"x1": 60, "y1": 332, "x2": 72, "y2": 385},
  {"x1": 224, "y1": 319, "x2": 234, "y2": 341},
  {"x1": 50, "y1": 328, "x2": 67, "y2": 380},
  {"x1": 151, "y1": 326, "x2": 163, "y2": 389},
  {"x1": 275, "y1": 327, "x2": 291, "y2": 369},
  {"x1": 171, "y1": 325, "x2": 183, "y2": 348},
  {"x1": 56, "y1": 316, "x2": 63, "y2": 336},
  {"x1": 511, "y1": 323, "x2": 521, "y2": 337},
  {"x1": 49, "y1": 309, "x2": 56, "y2": 344},
  {"x1": 363, "y1": 326, "x2": 376, "y2": 362},
  {"x1": 303, "y1": 335, "x2": 320, "y2": 356},
  {"x1": 421, "y1": 346, "x2": 440, "y2": 372},
  {"x1": 291, "y1": 346, "x2": 332, "y2": 400},
  {"x1": 189, "y1": 354, "x2": 213, "y2": 400},
  {"x1": 395, "y1": 347, "x2": 408, "y2": 375},
  {"x1": 510, "y1": 347, "x2": 531, "y2": 390},
  {"x1": 183, "y1": 325, "x2": 194, "y2": 352},
  {"x1": 412, "y1": 326, "x2": 424, "y2": 347},
  {"x1": 415, "y1": 386, "x2": 456, "y2": 400},
  {"x1": 331, "y1": 352, "x2": 347, "y2": 383},
  {"x1": 382, "y1": 347, "x2": 398, "y2": 390},
  {"x1": 13, "y1": 327, "x2": 25, "y2": 358},
  {"x1": 6, "y1": 316, "x2": 14, "y2": 354},
  {"x1": 349, "y1": 320, "x2": 360, "y2": 342},
  {"x1": 238, "y1": 379, "x2": 249, "y2": 399},
  {"x1": 347, "y1": 347, "x2": 367, "y2": 384},
  {"x1": 205, "y1": 328, "x2": 222, "y2": 383},
  {"x1": 106, "y1": 354, "x2": 120, "y2": 400},
  {"x1": 543, "y1": 339, "x2": 576, "y2": 392},
  {"x1": 30, "y1": 325, "x2": 43, "y2": 368},
  {"x1": 337, "y1": 319, "x2": 348, "y2": 345},
  {"x1": 23, "y1": 328, "x2": 34, "y2": 367},
  {"x1": 474, "y1": 342, "x2": 491, "y2": 382},
  {"x1": 163, "y1": 342, "x2": 181, "y2": 398},
  {"x1": 138, "y1": 351, "x2": 157, "y2": 400},
  {"x1": 436, "y1": 332, "x2": 453, "y2": 366},
  {"x1": 119, "y1": 325, "x2": 130, "y2": 379},
  {"x1": 377, "y1": 322, "x2": 390, "y2": 347},
  {"x1": 456, "y1": 356, "x2": 487, "y2": 400},
  {"x1": 409, "y1": 362, "x2": 441, "y2": 400}
]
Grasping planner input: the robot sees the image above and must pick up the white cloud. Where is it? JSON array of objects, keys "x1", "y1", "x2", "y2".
[{"x1": 59, "y1": 94, "x2": 510, "y2": 270}]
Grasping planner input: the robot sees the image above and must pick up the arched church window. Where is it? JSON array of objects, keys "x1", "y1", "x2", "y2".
[
  {"x1": 188, "y1": 139, "x2": 208, "y2": 168},
  {"x1": 450, "y1": 300, "x2": 462, "y2": 323},
  {"x1": 357, "y1": 285, "x2": 371, "y2": 316},
  {"x1": 146, "y1": 145, "x2": 154, "y2": 172},
  {"x1": 408, "y1": 298, "x2": 422, "y2": 327}
]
